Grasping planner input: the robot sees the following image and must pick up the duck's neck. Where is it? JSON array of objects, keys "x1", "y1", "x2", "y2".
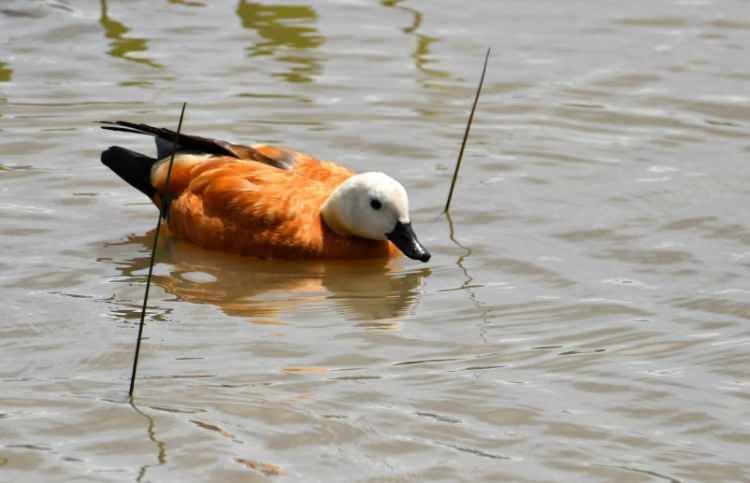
[{"x1": 321, "y1": 181, "x2": 353, "y2": 237}]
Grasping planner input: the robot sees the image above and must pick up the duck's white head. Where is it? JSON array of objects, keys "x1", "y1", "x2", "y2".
[{"x1": 321, "y1": 172, "x2": 431, "y2": 262}]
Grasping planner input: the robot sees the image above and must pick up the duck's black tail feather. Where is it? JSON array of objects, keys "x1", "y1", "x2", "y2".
[{"x1": 101, "y1": 146, "x2": 157, "y2": 199}]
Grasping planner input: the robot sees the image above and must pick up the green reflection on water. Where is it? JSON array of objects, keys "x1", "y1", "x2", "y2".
[
  {"x1": 99, "y1": 0, "x2": 162, "y2": 68},
  {"x1": 130, "y1": 401, "x2": 167, "y2": 483},
  {"x1": 236, "y1": 1, "x2": 324, "y2": 83},
  {"x1": 381, "y1": 0, "x2": 452, "y2": 83},
  {"x1": 167, "y1": 0, "x2": 206, "y2": 7},
  {"x1": 0, "y1": 61, "x2": 12, "y2": 82}
]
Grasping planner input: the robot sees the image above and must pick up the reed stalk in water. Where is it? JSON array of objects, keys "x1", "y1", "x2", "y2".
[
  {"x1": 129, "y1": 102, "x2": 187, "y2": 398},
  {"x1": 444, "y1": 48, "x2": 490, "y2": 214}
]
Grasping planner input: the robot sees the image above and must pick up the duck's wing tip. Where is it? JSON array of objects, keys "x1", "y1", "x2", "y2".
[
  {"x1": 245, "y1": 144, "x2": 305, "y2": 171},
  {"x1": 99, "y1": 120, "x2": 240, "y2": 160}
]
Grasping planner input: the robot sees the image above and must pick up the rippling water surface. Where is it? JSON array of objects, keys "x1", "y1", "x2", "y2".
[{"x1": 2, "y1": 1, "x2": 750, "y2": 481}]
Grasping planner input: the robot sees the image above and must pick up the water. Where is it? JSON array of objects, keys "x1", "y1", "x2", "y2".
[{"x1": 2, "y1": 0, "x2": 750, "y2": 481}]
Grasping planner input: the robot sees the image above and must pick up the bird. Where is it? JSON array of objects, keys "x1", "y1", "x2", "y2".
[{"x1": 100, "y1": 121, "x2": 431, "y2": 262}]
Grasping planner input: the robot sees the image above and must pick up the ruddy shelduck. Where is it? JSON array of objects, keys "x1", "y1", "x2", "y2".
[{"x1": 100, "y1": 121, "x2": 431, "y2": 262}]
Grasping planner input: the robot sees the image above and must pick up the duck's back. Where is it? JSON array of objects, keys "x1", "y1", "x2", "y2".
[{"x1": 161, "y1": 155, "x2": 325, "y2": 258}]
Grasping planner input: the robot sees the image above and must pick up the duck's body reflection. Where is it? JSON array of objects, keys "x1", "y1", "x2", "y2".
[{"x1": 110, "y1": 229, "x2": 429, "y2": 327}]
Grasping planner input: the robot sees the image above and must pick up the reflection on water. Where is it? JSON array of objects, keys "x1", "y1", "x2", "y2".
[
  {"x1": 236, "y1": 1, "x2": 324, "y2": 83},
  {"x1": 445, "y1": 211, "x2": 491, "y2": 342},
  {"x1": 99, "y1": 0, "x2": 161, "y2": 69},
  {"x1": 106, "y1": 230, "x2": 428, "y2": 327},
  {"x1": 129, "y1": 401, "x2": 167, "y2": 483},
  {"x1": 382, "y1": 0, "x2": 452, "y2": 83},
  {"x1": 166, "y1": 0, "x2": 206, "y2": 7},
  {"x1": 0, "y1": 61, "x2": 12, "y2": 82}
]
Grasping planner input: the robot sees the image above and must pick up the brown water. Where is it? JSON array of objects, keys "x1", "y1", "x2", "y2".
[{"x1": 2, "y1": 0, "x2": 750, "y2": 481}]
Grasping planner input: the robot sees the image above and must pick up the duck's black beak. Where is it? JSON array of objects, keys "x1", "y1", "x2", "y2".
[{"x1": 387, "y1": 221, "x2": 431, "y2": 262}]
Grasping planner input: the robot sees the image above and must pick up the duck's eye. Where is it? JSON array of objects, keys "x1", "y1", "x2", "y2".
[{"x1": 370, "y1": 199, "x2": 382, "y2": 210}]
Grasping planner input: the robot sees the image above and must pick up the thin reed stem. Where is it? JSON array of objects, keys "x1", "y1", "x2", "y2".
[
  {"x1": 129, "y1": 102, "x2": 187, "y2": 398},
  {"x1": 443, "y1": 48, "x2": 490, "y2": 214}
]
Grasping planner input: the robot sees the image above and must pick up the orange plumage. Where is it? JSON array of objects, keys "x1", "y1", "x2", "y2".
[
  {"x1": 156, "y1": 151, "x2": 399, "y2": 260},
  {"x1": 101, "y1": 121, "x2": 430, "y2": 262},
  {"x1": 101, "y1": 121, "x2": 418, "y2": 261}
]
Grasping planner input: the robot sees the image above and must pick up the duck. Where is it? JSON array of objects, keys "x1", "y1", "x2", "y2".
[{"x1": 100, "y1": 121, "x2": 431, "y2": 262}]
